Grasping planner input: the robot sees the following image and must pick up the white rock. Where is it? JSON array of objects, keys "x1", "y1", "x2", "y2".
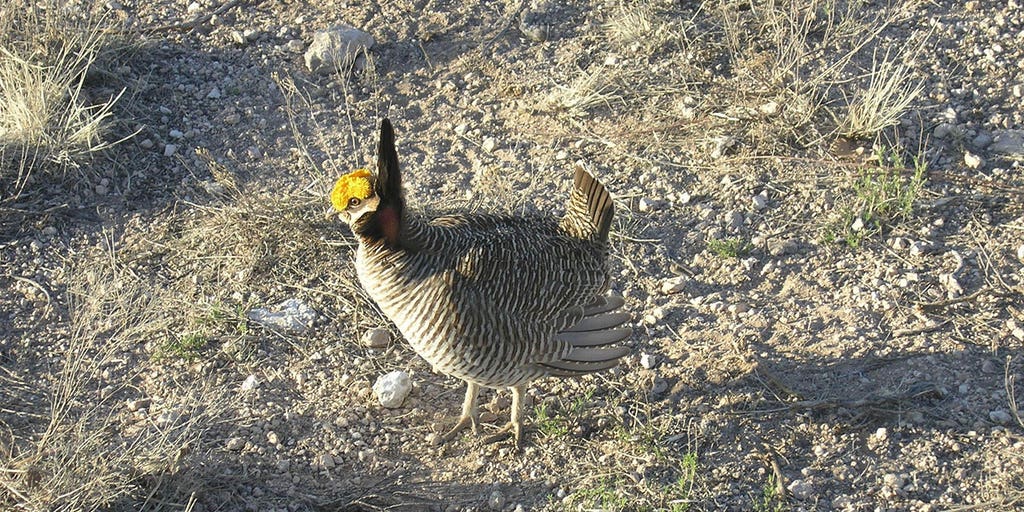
[
  {"x1": 240, "y1": 374, "x2": 259, "y2": 392},
  {"x1": 267, "y1": 430, "x2": 280, "y2": 445},
  {"x1": 482, "y1": 137, "x2": 497, "y2": 153},
  {"x1": 851, "y1": 216, "x2": 864, "y2": 232},
  {"x1": 454, "y1": 123, "x2": 469, "y2": 136},
  {"x1": 304, "y1": 24, "x2": 375, "y2": 74},
  {"x1": 964, "y1": 151, "x2": 984, "y2": 169},
  {"x1": 942, "y1": 274, "x2": 964, "y2": 297},
  {"x1": 226, "y1": 437, "x2": 245, "y2": 450},
  {"x1": 759, "y1": 101, "x2": 779, "y2": 116},
  {"x1": 872, "y1": 427, "x2": 888, "y2": 442},
  {"x1": 373, "y1": 370, "x2": 412, "y2": 408},
  {"x1": 206, "y1": 87, "x2": 221, "y2": 99},
  {"x1": 169, "y1": 129, "x2": 184, "y2": 139},
  {"x1": 247, "y1": 298, "x2": 318, "y2": 333},
  {"x1": 362, "y1": 328, "x2": 391, "y2": 348},
  {"x1": 640, "y1": 353, "x2": 658, "y2": 369},
  {"x1": 661, "y1": 276, "x2": 687, "y2": 294},
  {"x1": 638, "y1": 197, "x2": 664, "y2": 212},
  {"x1": 1016, "y1": 243, "x2": 1024, "y2": 263},
  {"x1": 163, "y1": 144, "x2": 178, "y2": 157}
]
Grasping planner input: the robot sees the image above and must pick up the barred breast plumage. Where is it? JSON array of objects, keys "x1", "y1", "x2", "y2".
[{"x1": 331, "y1": 119, "x2": 631, "y2": 447}]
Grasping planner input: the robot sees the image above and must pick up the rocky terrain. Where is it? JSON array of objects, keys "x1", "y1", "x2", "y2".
[{"x1": 2, "y1": 0, "x2": 1024, "y2": 511}]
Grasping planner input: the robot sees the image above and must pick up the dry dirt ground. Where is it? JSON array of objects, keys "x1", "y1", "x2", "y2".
[{"x1": 2, "y1": 0, "x2": 1024, "y2": 511}]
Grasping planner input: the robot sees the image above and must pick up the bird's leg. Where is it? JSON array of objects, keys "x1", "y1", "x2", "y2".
[
  {"x1": 483, "y1": 384, "x2": 526, "y2": 449},
  {"x1": 442, "y1": 381, "x2": 479, "y2": 442},
  {"x1": 509, "y1": 384, "x2": 525, "y2": 448}
]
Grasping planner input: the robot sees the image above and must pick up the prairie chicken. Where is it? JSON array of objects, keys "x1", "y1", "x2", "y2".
[{"x1": 331, "y1": 119, "x2": 630, "y2": 447}]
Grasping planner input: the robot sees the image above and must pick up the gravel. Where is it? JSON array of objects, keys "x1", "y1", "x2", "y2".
[{"x1": 2, "y1": 0, "x2": 1023, "y2": 510}]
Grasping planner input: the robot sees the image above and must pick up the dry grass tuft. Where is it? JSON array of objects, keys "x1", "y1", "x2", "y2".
[
  {"x1": 545, "y1": 64, "x2": 625, "y2": 117},
  {"x1": 0, "y1": 235, "x2": 229, "y2": 510},
  {"x1": 604, "y1": 1, "x2": 679, "y2": 55},
  {"x1": 838, "y1": 49, "x2": 924, "y2": 139},
  {"x1": 0, "y1": 0, "x2": 127, "y2": 200}
]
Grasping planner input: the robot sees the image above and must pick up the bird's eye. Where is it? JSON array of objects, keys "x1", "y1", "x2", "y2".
[{"x1": 348, "y1": 197, "x2": 361, "y2": 208}]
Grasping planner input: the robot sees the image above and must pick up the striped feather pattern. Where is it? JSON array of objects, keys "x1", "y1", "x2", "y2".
[{"x1": 356, "y1": 207, "x2": 628, "y2": 388}]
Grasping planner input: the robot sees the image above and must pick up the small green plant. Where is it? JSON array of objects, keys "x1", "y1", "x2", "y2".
[
  {"x1": 753, "y1": 473, "x2": 785, "y2": 512},
  {"x1": 156, "y1": 332, "x2": 207, "y2": 361},
  {"x1": 534, "y1": 401, "x2": 569, "y2": 438},
  {"x1": 707, "y1": 237, "x2": 751, "y2": 258},
  {"x1": 534, "y1": 390, "x2": 594, "y2": 438},
  {"x1": 564, "y1": 478, "x2": 628, "y2": 511},
  {"x1": 153, "y1": 301, "x2": 249, "y2": 361},
  {"x1": 825, "y1": 146, "x2": 926, "y2": 248},
  {"x1": 664, "y1": 452, "x2": 699, "y2": 511}
]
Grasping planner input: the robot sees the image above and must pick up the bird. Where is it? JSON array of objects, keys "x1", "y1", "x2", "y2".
[{"x1": 330, "y1": 118, "x2": 630, "y2": 447}]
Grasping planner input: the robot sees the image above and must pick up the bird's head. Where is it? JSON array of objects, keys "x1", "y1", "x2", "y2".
[
  {"x1": 330, "y1": 168, "x2": 380, "y2": 225},
  {"x1": 329, "y1": 119, "x2": 404, "y2": 246}
]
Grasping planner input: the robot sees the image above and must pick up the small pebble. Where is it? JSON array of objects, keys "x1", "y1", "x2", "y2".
[
  {"x1": 226, "y1": 437, "x2": 245, "y2": 450},
  {"x1": 488, "y1": 490, "x2": 506, "y2": 511},
  {"x1": 787, "y1": 479, "x2": 813, "y2": 500},
  {"x1": 981, "y1": 359, "x2": 998, "y2": 374},
  {"x1": 661, "y1": 276, "x2": 687, "y2": 295},
  {"x1": 638, "y1": 197, "x2": 664, "y2": 212},
  {"x1": 964, "y1": 151, "x2": 984, "y2": 169},
  {"x1": 362, "y1": 328, "x2": 391, "y2": 348},
  {"x1": 206, "y1": 87, "x2": 221, "y2": 99},
  {"x1": 482, "y1": 137, "x2": 497, "y2": 153},
  {"x1": 139, "y1": 138, "x2": 154, "y2": 149},
  {"x1": 727, "y1": 302, "x2": 749, "y2": 315},
  {"x1": 752, "y1": 192, "x2": 767, "y2": 210},
  {"x1": 241, "y1": 374, "x2": 259, "y2": 391},
  {"x1": 127, "y1": 398, "x2": 151, "y2": 411},
  {"x1": 989, "y1": 410, "x2": 1012, "y2": 425},
  {"x1": 640, "y1": 353, "x2": 657, "y2": 369},
  {"x1": 164, "y1": 144, "x2": 178, "y2": 157},
  {"x1": 851, "y1": 217, "x2": 865, "y2": 232},
  {"x1": 169, "y1": 129, "x2": 184, "y2": 139}
]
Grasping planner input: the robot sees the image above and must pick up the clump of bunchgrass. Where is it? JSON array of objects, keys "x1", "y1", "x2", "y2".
[{"x1": 0, "y1": 0, "x2": 126, "y2": 200}]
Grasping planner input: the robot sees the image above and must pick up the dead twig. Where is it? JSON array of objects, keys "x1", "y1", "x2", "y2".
[
  {"x1": 737, "y1": 382, "x2": 943, "y2": 415},
  {"x1": 761, "y1": 443, "x2": 787, "y2": 501},
  {"x1": 1007, "y1": 356, "x2": 1024, "y2": 431},
  {"x1": 892, "y1": 320, "x2": 950, "y2": 338},
  {"x1": 142, "y1": 0, "x2": 251, "y2": 34},
  {"x1": 940, "y1": 490, "x2": 1024, "y2": 511}
]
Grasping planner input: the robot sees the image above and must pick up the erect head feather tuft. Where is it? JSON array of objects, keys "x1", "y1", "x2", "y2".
[{"x1": 330, "y1": 169, "x2": 373, "y2": 211}]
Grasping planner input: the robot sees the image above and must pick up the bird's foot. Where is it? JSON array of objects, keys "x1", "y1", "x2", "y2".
[
  {"x1": 483, "y1": 422, "x2": 522, "y2": 450},
  {"x1": 441, "y1": 414, "x2": 479, "y2": 443}
]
